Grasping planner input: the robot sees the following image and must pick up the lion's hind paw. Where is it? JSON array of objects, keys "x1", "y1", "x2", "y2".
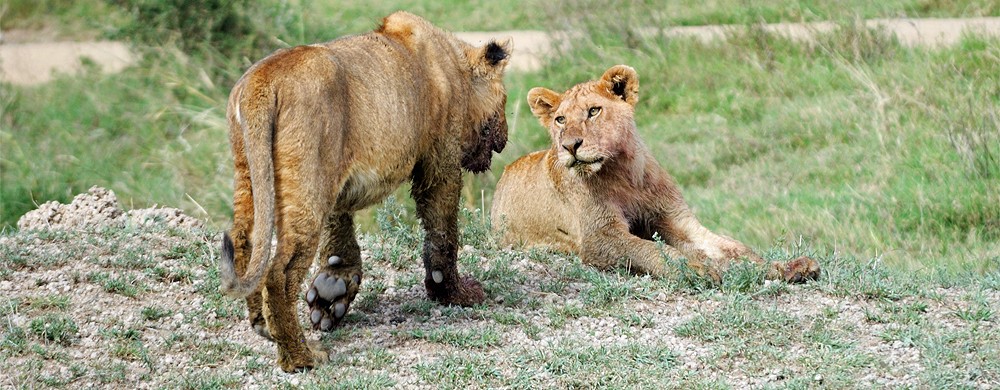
[{"x1": 306, "y1": 263, "x2": 361, "y2": 331}]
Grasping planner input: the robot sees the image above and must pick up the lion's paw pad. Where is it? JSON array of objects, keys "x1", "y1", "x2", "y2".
[{"x1": 306, "y1": 268, "x2": 361, "y2": 331}]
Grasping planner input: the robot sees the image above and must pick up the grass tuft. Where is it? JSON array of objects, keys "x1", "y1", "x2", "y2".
[{"x1": 28, "y1": 313, "x2": 78, "y2": 345}]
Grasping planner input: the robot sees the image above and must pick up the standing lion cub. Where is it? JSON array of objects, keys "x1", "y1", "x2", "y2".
[
  {"x1": 218, "y1": 12, "x2": 511, "y2": 372},
  {"x1": 492, "y1": 65, "x2": 819, "y2": 282}
]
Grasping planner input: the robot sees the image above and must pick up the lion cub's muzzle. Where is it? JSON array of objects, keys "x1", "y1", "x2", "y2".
[{"x1": 559, "y1": 137, "x2": 604, "y2": 171}]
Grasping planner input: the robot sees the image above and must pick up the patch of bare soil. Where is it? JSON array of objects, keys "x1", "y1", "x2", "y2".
[{"x1": 0, "y1": 40, "x2": 136, "y2": 86}]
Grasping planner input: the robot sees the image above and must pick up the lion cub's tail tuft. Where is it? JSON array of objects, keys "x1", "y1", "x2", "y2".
[
  {"x1": 219, "y1": 231, "x2": 259, "y2": 297},
  {"x1": 219, "y1": 230, "x2": 270, "y2": 298}
]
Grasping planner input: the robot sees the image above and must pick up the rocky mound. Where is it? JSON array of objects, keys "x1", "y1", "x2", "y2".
[{"x1": 17, "y1": 186, "x2": 204, "y2": 231}]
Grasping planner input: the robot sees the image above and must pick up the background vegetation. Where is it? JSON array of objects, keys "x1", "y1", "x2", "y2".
[{"x1": 2, "y1": 0, "x2": 998, "y2": 275}]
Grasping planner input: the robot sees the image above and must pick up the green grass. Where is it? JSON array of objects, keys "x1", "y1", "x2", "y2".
[
  {"x1": 305, "y1": 0, "x2": 545, "y2": 32},
  {"x1": 521, "y1": 341, "x2": 679, "y2": 388},
  {"x1": 25, "y1": 295, "x2": 71, "y2": 311},
  {"x1": 413, "y1": 353, "x2": 507, "y2": 387},
  {"x1": 169, "y1": 372, "x2": 241, "y2": 390},
  {"x1": 140, "y1": 305, "x2": 174, "y2": 321},
  {"x1": 401, "y1": 326, "x2": 503, "y2": 349},
  {"x1": 87, "y1": 271, "x2": 146, "y2": 298},
  {"x1": 102, "y1": 324, "x2": 155, "y2": 370},
  {"x1": 28, "y1": 313, "x2": 78, "y2": 345},
  {"x1": 277, "y1": 0, "x2": 1000, "y2": 37}
]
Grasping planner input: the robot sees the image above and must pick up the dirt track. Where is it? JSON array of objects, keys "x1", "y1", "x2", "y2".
[{"x1": 2, "y1": 17, "x2": 1000, "y2": 85}]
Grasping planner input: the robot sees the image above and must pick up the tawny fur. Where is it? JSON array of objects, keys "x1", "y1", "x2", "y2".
[
  {"x1": 218, "y1": 12, "x2": 511, "y2": 372},
  {"x1": 492, "y1": 65, "x2": 820, "y2": 282}
]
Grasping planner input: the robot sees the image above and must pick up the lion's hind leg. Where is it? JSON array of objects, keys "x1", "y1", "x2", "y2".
[
  {"x1": 264, "y1": 220, "x2": 330, "y2": 372},
  {"x1": 306, "y1": 212, "x2": 364, "y2": 331},
  {"x1": 263, "y1": 200, "x2": 329, "y2": 372}
]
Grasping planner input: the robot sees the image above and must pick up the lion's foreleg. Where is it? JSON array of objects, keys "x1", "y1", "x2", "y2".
[
  {"x1": 583, "y1": 220, "x2": 665, "y2": 276},
  {"x1": 574, "y1": 202, "x2": 729, "y2": 281},
  {"x1": 411, "y1": 167, "x2": 485, "y2": 306}
]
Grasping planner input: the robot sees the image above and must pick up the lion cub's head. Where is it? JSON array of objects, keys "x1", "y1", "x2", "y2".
[
  {"x1": 460, "y1": 40, "x2": 513, "y2": 173},
  {"x1": 527, "y1": 65, "x2": 641, "y2": 177}
]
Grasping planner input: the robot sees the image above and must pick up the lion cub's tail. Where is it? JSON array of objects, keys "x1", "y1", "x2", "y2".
[{"x1": 219, "y1": 81, "x2": 278, "y2": 298}]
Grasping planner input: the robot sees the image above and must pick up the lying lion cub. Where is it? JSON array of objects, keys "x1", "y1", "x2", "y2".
[
  {"x1": 491, "y1": 65, "x2": 819, "y2": 282},
  {"x1": 218, "y1": 12, "x2": 511, "y2": 372}
]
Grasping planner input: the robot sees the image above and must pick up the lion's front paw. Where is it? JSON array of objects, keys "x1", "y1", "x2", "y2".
[
  {"x1": 782, "y1": 256, "x2": 821, "y2": 283},
  {"x1": 306, "y1": 256, "x2": 362, "y2": 331},
  {"x1": 426, "y1": 274, "x2": 485, "y2": 306}
]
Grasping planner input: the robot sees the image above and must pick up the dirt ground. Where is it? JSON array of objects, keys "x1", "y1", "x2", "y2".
[{"x1": 2, "y1": 18, "x2": 999, "y2": 85}]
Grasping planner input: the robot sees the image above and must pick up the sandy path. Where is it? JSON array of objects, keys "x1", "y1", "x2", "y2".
[
  {"x1": 0, "y1": 41, "x2": 135, "y2": 86},
  {"x1": 2, "y1": 18, "x2": 999, "y2": 85}
]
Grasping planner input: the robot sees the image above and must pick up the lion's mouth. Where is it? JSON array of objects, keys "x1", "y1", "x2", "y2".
[{"x1": 569, "y1": 157, "x2": 604, "y2": 167}]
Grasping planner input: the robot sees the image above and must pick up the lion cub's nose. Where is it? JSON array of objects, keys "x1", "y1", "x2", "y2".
[{"x1": 562, "y1": 138, "x2": 584, "y2": 155}]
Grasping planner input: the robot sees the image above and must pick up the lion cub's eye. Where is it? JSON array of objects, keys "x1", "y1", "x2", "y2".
[
  {"x1": 588, "y1": 107, "x2": 602, "y2": 118},
  {"x1": 554, "y1": 116, "x2": 566, "y2": 125}
]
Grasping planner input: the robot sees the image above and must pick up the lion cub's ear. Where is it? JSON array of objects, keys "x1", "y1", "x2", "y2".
[
  {"x1": 527, "y1": 87, "x2": 562, "y2": 125},
  {"x1": 600, "y1": 65, "x2": 639, "y2": 106},
  {"x1": 469, "y1": 38, "x2": 512, "y2": 77}
]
